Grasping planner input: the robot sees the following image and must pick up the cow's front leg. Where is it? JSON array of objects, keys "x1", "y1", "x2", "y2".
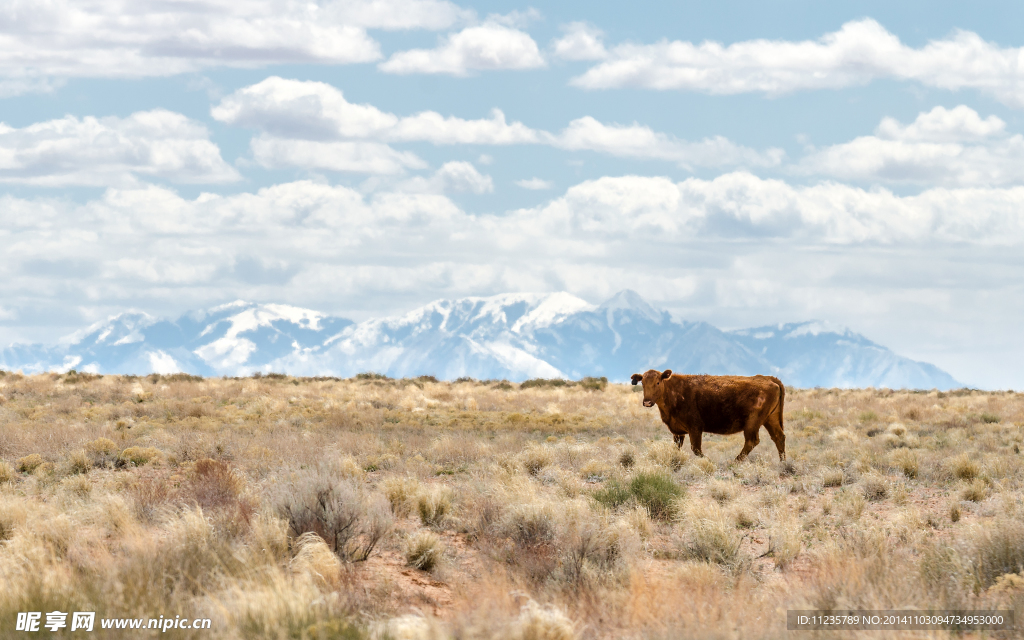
[
  {"x1": 689, "y1": 429, "x2": 703, "y2": 457},
  {"x1": 673, "y1": 432, "x2": 687, "y2": 449}
]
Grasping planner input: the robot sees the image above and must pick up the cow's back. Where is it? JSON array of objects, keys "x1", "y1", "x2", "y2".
[{"x1": 689, "y1": 375, "x2": 781, "y2": 434}]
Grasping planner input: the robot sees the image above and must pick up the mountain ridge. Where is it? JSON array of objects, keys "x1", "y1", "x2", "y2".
[{"x1": 0, "y1": 291, "x2": 963, "y2": 389}]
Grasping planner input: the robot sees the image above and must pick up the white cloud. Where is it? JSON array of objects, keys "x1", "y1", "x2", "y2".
[
  {"x1": 553, "y1": 117, "x2": 784, "y2": 168},
  {"x1": 510, "y1": 172, "x2": 1024, "y2": 245},
  {"x1": 213, "y1": 77, "x2": 536, "y2": 144},
  {"x1": 379, "y1": 22, "x2": 545, "y2": 75},
  {"x1": 211, "y1": 77, "x2": 398, "y2": 140},
  {"x1": 390, "y1": 109, "x2": 539, "y2": 144},
  {"x1": 800, "y1": 106, "x2": 1024, "y2": 186},
  {"x1": 571, "y1": 19, "x2": 1024, "y2": 108},
  {"x1": 250, "y1": 135, "x2": 426, "y2": 174},
  {"x1": 4, "y1": 174, "x2": 1024, "y2": 387},
  {"x1": 0, "y1": 0, "x2": 471, "y2": 94},
  {"x1": 515, "y1": 178, "x2": 553, "y2": 190},
  {"x1": 214, "y1": 77, "x2": 777, "y2": 169},
  {"x1": 552, "y1": 22, "x2": 607, "y2": 61},
  {"x1": 0, "y1": 109, "x2": 239, "y2": 186},
  {"x1": 398, "y1": 161, "x2": 493, "y2": 193}
]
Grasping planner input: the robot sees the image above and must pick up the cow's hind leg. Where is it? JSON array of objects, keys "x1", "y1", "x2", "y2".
[
  {"x1": 735, "y1": 427, "x2": 759, "y2": 462},
  {"x1": 765, "y1": 412, "x2": 786, "y2": 461}
]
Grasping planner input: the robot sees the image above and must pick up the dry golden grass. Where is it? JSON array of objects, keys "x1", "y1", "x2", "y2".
[{"x1": 1, "y1": 371, "x2": 1024, "y2": 638}]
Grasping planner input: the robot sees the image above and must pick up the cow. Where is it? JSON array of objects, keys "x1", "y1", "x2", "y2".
[{"x1": 630, "y1": 370, "x2": 786, "y2": 462}]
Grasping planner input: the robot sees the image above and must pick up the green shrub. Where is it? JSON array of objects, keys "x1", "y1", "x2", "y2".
[
  {"x1": 593, "y1": 479, "x2": 632, "y2": 510},
  {"x1": 630, "y1": 471, "x2": 683, "y2": 520},
  {"x1": 578, "y1": 376, "x2": 608, "y2": 391},
  {"x1": 980, "y1": 413, "x2": 1001, "y2": 424}
]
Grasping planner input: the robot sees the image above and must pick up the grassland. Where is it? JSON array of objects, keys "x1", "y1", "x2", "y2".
[{"x1": 1, "y1": 370, "x2": 1023, "y2": 639}]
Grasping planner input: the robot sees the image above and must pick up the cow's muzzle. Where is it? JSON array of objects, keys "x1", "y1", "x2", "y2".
[{"x1": 643, "y1": 400, "x2": 654, "y2": 408}]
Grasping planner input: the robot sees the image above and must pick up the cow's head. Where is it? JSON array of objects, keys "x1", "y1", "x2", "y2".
[{"x1": 631, "y1": 369, "x2": 673, "y2": 408}]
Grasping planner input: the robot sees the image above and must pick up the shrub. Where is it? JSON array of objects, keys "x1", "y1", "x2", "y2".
[
  {"x1": 522, "y1": 446, "x2": 554, "y2": 477},
  {"x1": 981, "y1": 413, "x2": 1001, "y2": 424},
  {"x1": 416, "y1": 486, "x2": 453, "y2": 528},
  {"x1": 687, "y1": 517, "x2": 741, "y2": 565},
  {"x1": 969, "y1": 519, "x2": 1024, "y2": 589},
  {"x1": 950, "y1": 503, "x2": 962, "y2": 523},
  {"x1": 578, "y1": 376, "x2": 608, "y2": 391},
  {"x1": 406, "y1": 531, "x2": 443, "y2": 571},
  {"x1": 890, "y1": 449, "x2": 919, "y2": 479},
  {"x1": 520, "y1": 378, "x2": 571, "y2": 390},
  {"x1": 117, "y1": 447, "x2": 162, "y2": 467},
  {"x1": 961, "y1": 480, "x2": 987, "y2": 503},
  {"x1": 948, "y1": 454, "x2": 980, "y2": 481},
  {"x1": 16, "y1": 454, "x2": 44, "y2": 474},
  {"x1": 187, "y1": 458, "x2": 245, "y2": 511},
  {"x1": 381, "y1": 477, "x2": 420, "y2": 517},
  {"x1": 63, "y1": 450, "x2": 91, "y2": 476},
  {"x1": 860, "y1": 474, "x2": 889, "y2": 501},
  {"x1": 822, "y1": 468, "x2": 845, "y2": 488},
  {"x1": 592, "y1": 479, "x2": 632, "y2": 510},
  {"x1": 618, "y1": 449, "x2": 635, "y2": 469},
  {"x1": 630, "y1": 471, "x2": 683, "y2": 520},
  {"x1": 646, "y1": 440, "x2": 685, "y2": 471},
  {"x1": 708, "y1": 479, "x2": 738, "y2": 505},
  {"x1": 768, "y1": 525, "x2": 801, "y2": 569},
  {"x1": 275, "y1": 469, "x2": 393, "y2": 562},
  {"x1": 85, "y1": 437, "x2": 119, "y2": 467},
  {"x1": 502, "y1": 504, "x2": 556, "y2": 548}
]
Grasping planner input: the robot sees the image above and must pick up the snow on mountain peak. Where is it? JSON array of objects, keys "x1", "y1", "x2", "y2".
[
  {"x1": 510, "y1": 292, "x2": 594, "y2": 333},
  {"x1": 59, "y1": 312, "x2": 154, "y2": 346},
  {"x1": 783, "y1": 321, "x2": 851, "y2": 339},
  {"x1": 598, "y1": 289, "x2": 664, "y2": 324}
]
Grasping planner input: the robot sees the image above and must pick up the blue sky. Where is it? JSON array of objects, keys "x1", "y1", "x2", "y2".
[{"x1": 2, "y1": 0, "x2": 1023, "y2": 388}]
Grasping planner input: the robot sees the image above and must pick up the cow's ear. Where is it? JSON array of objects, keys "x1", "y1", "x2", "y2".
[
  {"x1": 660, "y1": 369, "x2": 673, "y2": 380},
  {"x1": 630, "y1": 373, "x2": 642, "y2": 386}
]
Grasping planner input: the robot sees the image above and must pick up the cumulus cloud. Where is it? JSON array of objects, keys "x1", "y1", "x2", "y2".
[
  {"x1": 800, "y1": 106, "x2": 1024, "y2": 186},
  {"x1": 571, "y1": 19, "x2": 1024, "y2": 108},
  {"x1": 3, "y1": 174, "x2": 1024, "y2": 386},
  {"x1": 398, "y1": 161, "x2": 493, "y2": 193},
  {"x1": 0, "y1": 0, "x2": 471, "y2": 94},
  {"x1": 379, "y1": 22, "x2": 545, "y2": 75},
  {"x1": 0, "y1": 109, "x2": 239, "y2": 186},
  {"x1": 553, "y1": 117, "x2": 784, "y2": 168},
  {"x1": 250, "y1": 136, "x2": 426, "y2": 174},
  {"x1": 552, "y1": 22, "x2": 607, "y2": 61},
  {"x1": 515, "y1": 178, "x2": 553, "y2": 190},
  {"x1": 213, "y1": 77, "x2": 779, "y2": 168}
]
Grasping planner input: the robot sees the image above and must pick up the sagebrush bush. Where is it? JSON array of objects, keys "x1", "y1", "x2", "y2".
[{"x1": 275, "y1": 469, "x2": 392, "y2": 562}]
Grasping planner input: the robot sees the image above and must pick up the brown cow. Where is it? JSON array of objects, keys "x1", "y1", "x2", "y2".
[{"x1": 630, "y1": 370, "x2": 786, "y2": 462}]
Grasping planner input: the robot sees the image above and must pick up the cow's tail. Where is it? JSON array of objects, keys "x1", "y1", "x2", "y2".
[{"x1": 768, "y1": 376, "x2": 785, "y2": 428}]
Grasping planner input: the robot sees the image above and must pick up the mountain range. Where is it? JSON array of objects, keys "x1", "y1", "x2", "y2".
[{"x1": 0, "y1": 291, "x2": 962, "y2": 389}]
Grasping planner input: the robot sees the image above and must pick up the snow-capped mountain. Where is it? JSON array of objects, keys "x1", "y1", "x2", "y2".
[
  {"x1": 0, "y1": 301, "x2": 352, "y2": 377},
  {"x1": 0, "y1": 291, "x2": 963, "y2": 389}
]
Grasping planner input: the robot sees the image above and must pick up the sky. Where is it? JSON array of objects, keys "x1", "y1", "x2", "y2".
[{"x1": 1, "y1": 0, "x2": 1023, "y2": 389}]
